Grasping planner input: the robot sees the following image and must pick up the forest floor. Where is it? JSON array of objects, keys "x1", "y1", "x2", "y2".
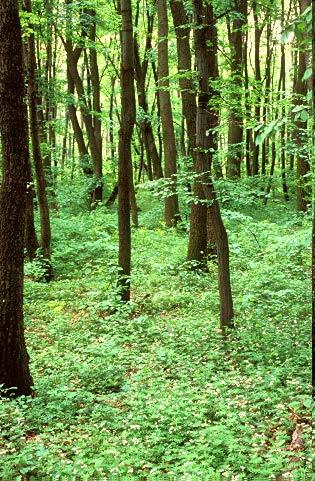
[{"x1": 0, "y1": 186, "x2": 313, "y2": 481}]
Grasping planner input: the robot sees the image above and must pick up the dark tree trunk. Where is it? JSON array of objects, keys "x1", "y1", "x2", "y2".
[
  {"x1": 193, "y1": 0, "x2": 234, "y2": 329},
  {"x1": 109, "y1": 76, "x2": 117, "y2": 169},
  {"x1": 226, "y1": 0, "x2": 246, "y2": 178},
  {"x1": 261, "y1": 17, "x2": 272, "y2": 176},
  {"x1": 25, "y1": 167, "x2": 39, "y2": 261},
  {"x1": 170, "y1": 0, "x2": 208, "y2": 264},
  {"x1": 134, "y1": 6, "x2": 163, "y2": 180},
  {"x1": 66, "y1": 59, "x2": 93, "y2": 176},
  {"x1": 157, "y1": 0, "x2": 180, "y2": 227},
  {"x1": 312, "y1": 0, "x2": 315, "y2": 398},
  {"x1": 88, "y1": 9, "x2": 103, "y2": 204},
  {"x1": 0, "y1": 0, "x2": 34, "y2": 397},
  {"x1": 252, "y1": 1, "x2": 263, "y2": 176},
  {"x1": 244, "y1": 23, "x2": 252, "y2": 176},
  {"x1": 118, "y1": 0, "x2": 136, "y2": 301},
  {"x1": 264, "y1": 141, "x2": 276, "y2": 204},
  {"x1": 280, "y1": 0, "x2": 289, "y2": 201},
  {"x1": 25, "y1": 0, "x2": 52, "y2": 280},
  {"x1": 62, "y1": 3, "x2": 103, "y2": 203}
]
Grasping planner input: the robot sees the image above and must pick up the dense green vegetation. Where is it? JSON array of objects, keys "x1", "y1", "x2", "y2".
[
  {"x1": 1, "y1": 184, "x2": 312, "y2": 480},
  {"x1": 0, "y1": 0, "x2": 313, "y2": 479}
]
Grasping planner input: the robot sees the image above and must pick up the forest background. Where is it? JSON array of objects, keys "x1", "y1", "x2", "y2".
[{"x1": 0, "y1": 0, "x2": 314, "y2": 479}]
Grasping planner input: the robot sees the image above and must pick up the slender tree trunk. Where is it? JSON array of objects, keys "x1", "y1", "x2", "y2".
[
  {"x1": 244, "y1": 23, "x2": 252, "y2": 176},
  {"x1": 0, "y1": 0, "x2": 34, "y2": 397},
  {"x1": 25, "y1": 0, "x2": 52, "y2": 279},
  {"x1": 134, "y1": 7, "x2": 163, "y2": 180},
  {"x1": 252, "y1": 1, "x2": 263, "y2": 176},
  {"x1": 261, "y1": 17, "x2": 272, "y2": 176},
  {"x1": 226, "y1": 0, "x2": 246, "y2": 178},
  {"x1": 280, "y1": 0, "x2": 289, "y2": 201},
  {"x1": 311, "y1": 0, "x2": 315, "y2": 398},
  {"x1": 88, "y1": 9, "x2": 103, "y2": 203},
  {"x1": 193, "y1": 0, "x2": 234, "y2": 329},
  {"x1": 157, "y1": 0, "x2": 180, "y2": 227},
  {"x1": 118, "y1": 0, "x2": 136, "y2": 301},
  {"x1": 294, "y1": 0, "x2": 311, "y2": 211},
  {"x1": 25, "y1": 168, "x2": 39, "y2": 261},
  {"x1": 264, "y1": 141, "x2": 276, "y2": 204},
  {"x1": 109, "y1": 76, "x2": 117, "y2": 168}
]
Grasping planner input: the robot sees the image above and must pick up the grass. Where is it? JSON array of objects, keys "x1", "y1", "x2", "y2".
[{"x1": 0, "y1": 189, "x2": 312, "y2": 481}]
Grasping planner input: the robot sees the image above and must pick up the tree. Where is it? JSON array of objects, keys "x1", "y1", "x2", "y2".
[
  {"x1": 0, "y1": 0, "x2": 34, "y2": 397},
  {"x1": 118, "y1": 0, "x2": 136, "y2": 301},
  {"x1": 157, "y1": 0, "x2": 180, "y2": 227},
  {"x1": 294, "y1": 0, "x2": 311, "y2": 212},
  {"x1": 311, "y1": 0, "x2": 314, "y2": 399},
  {"x1": 25, "y1": 0, "x2": 53, "y2": 280},
  {"x1": 226, "y1": 0, "x2": 247, "y2": 178},
  {"x1": 192, "y1": 0, "x2": 234, "y2": 329},
  {"x1": 62, "y1": 2, "x2": 103, "y2": 204},
  {"x1": 134, "y1": 3, "x2": 163, "y2": 180}
]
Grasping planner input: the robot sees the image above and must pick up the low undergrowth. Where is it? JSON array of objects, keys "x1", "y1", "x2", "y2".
[{"x1": 0, "y1": 190, "x2": 312, "y2": 481}]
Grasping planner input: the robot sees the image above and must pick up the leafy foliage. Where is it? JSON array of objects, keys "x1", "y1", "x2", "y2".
[{"x1": 1, "y1": 189, "x2": 312, "y2": 480}]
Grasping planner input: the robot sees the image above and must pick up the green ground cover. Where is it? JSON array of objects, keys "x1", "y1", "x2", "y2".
[{"x1": 0, "y1": 189, "x2": 312, "y2": 481}]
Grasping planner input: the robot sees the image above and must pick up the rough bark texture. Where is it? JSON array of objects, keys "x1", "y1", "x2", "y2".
[
  {"x1": 157, "y1": 0, "x2": 180, "y2": 227},
  {"x1": 226, "y1": 0, "x2": 246, "y2": 178},
  {"x1": 118, "y1": 0, "x2": 136, "y2": 301},
  {"x1": 193, "y1": 0, "x2": 234, "y2": 329},
  {"x1": 312, "y1": 0, "x2": 315, "y2": 400},
  {"x1": 0, "y1": 0, "x2": 34, "y2": 397},
  {"x1": 170, "y1": 0, "x2": 208, "y2": 265}
]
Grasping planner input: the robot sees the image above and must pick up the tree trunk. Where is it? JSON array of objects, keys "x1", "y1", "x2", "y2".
[
  {"x1": 193, "y1": 0, "x2": 234, "y2": 329},
  {"x1": 280, "y1": 0, "x2": 289, "y2": 201},
  {"x1": 118, "y1": 0, "x2": 136, "y2": 301},
  {"x1": 25, "y1": 0, "x2": 52, "y2": 280},
  {"x1": 252, "y1": 1, "x2": 263, "y2": 176},
  {"x1": 88, "y1": 9, "x2": 103, "y2": 204},
  {"x1": 0, "y1": 0, "x2": 34, "y2": 397},
  {"x1": 226, "y1": 0, "x2": 246, "y2": 178},
  {"x1": 295, "y1": 0, "x2": 311, "y2": 211},
  {"x1": 134, "y1": 7, "x2": 163, "y2": 180},
  {"x1": 312, "y1": 0, "x2": 315, "y2": 399},
  {"x1": 170, "y1": 0, "x2": 208, "y2": 264},
  {"x1": 157, "y1": 0, "x2": 180, "y2": 227}
]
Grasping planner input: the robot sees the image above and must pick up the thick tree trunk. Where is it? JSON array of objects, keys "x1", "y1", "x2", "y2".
[
  {"x1": 157, "y1": 0, "x2": 180, "y2": 227},
  {"x1": 25, "y1": 0, "x2": 52, "y2": 280},
  {"x1": 193, "y1": 0, "x2": 234, "y2": 329},
  {"x1": 0, "y1": 0, "x2": 34, "y2": 397},
  {"x1": 118, "y1": 0, "x2": 136, "y2": 301},
  {"x1": 170, "y1": 0, "x2": 208, "y2": 264}
]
